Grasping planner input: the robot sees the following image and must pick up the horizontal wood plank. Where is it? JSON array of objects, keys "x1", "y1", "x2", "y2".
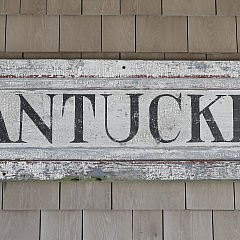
[
  {"x1": 0, "y1": 60, "x2": 239, "y2": 180},
  {"x1": 1, "y1": 160, "x2": 240, "y2": 180},
  {"x1": 1, "y1": 60, "x2": 240, "y2": 79}
]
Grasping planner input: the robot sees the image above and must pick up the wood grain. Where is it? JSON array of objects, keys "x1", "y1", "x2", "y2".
[
  {"x1": 41, "y1": 210, "x2": 82, "y2": 240},
  {"x1": 1, "y1": 160, "x2": 240, "y2": 180},
  {"x1": 133, "y1": 210, "x2": 162, "y2": 240},
  {"x1": 137, "y1": 16, "x2": 187, "y2": 52},
  {"x1": 0, "y1": 60, "x2": 238, "y2": 180},
  {"x1": 83, "y1": 0, "x2": 120, "y2": 15},
  {"x1": 21, "y1": 0, "x2": 46, "y2": 14},
  {"x1": 3, "y1": 182, "x2": 59, "y2": 210},
  {"x1": 0, "y1": 90, "x2": 237, "y2": 161},
  {"x1": 60, "y1": 16, "x2": 101, "y2": 52},
  {"x1": 102, "y1": 16, "x2": 135, "y2": 52},
  {"x1": 47, "y1": 0, "x2": 81, "y2": 15},
  {"x1": 84, "y1": 210, "x2": 132, "y2": 240},
  {"x1": 0, "y1": 90, "x2": 237, "y2": 149},
  {"x1": 189, "y1": 17, "x2": 237, "y2": 53},
  {"x1": 113, "y1": 182, "x2": 185, "y2": 209},
  {"x1": 217, "y1": 0, "x2": 240, "y2": 15},
  {"x1": 6, "y1": 16, "x2": 59, "y2": 52},
  {"x1": 1, "y1": 60, "x2": 240, "y2": 79},
  {"x1": 164, "y1": 210, "x2": 213, "y2": 240},
  {"x1": 0, "y1": 0, "x2": 20, "y2": 14},
  {"x1": 0, "y1": 211, "x2": 40, "y2": 240},
  {"x1": 214, "y1": 211, "x2": 240, "y2": 240},
  {"x1": 61, "y1": 182, "x2": 111, "y2": 210},
  {"x1": 186, "y1": 182, "x2": 234, "y2": 210},
  {"x1": 163, "y1": 0, "x2": 215, "y2": 15},
  {"x1": 121, "y1": 0, "x2": 161, "y2": 15}
]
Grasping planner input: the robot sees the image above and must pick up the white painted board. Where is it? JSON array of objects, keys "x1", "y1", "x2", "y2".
[{"x1": 0, "y1": 60, "x2": 239, "y2": 180}]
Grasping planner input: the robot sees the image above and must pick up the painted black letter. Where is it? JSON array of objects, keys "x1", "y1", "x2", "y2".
[
  {"x1": 149, "y1": 94, "x2": 181, "y2": 143},
  {"x1": 62, "y1": 94, "x2": 95, "y2": 143},
  {"x1": 188, "y1": 95, "x2": 226, "y2": 142},
  {"x1": 0, "y1": 111, "x2": 13, "y2": 143},
  {"x1": 102, "y1": 94, "x2": 142, "y2": 143},
  {"x1": 230, "y1": 95, "x2": 240, "y2": 142},
  {"x1": 17, "y1": 94, "x2": 55, "y2": 143}
]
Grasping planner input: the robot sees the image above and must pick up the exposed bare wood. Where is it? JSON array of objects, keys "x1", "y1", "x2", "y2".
[
  {"x1": 84, "y1": 210, "x2": 132, "y2": 240},
  {"x1": 0, "y1": 60, "x2": 239, "y2": 180},
  {"x1": 0, "y1": 160, "x2": 240, "y2": 180},
  {"x1": 133, "y1": 210, "x2": 162, "y2": 240},
  {"x1": 0, "y1": 60, "x2": 240, "y2": 79}
]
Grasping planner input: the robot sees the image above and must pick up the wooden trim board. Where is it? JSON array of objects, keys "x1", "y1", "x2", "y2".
[{"x1": 0, "y1": 60, "x2": 239, "y2": 180}]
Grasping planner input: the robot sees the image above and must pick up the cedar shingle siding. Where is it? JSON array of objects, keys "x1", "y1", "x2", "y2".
[
  {"x1": 0, "y1": 1, "x2": 239, "y2": 239},
  {"x1": 0, "y1": 0, "x2": 239, "y2": 59},
  {"x1": 0, "y1": 181, "x2": 238, "y2": 239}
]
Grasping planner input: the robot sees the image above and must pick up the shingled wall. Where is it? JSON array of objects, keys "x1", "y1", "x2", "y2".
[
  {"x1": 0, "y1": 0, "x2": 240, "y2": 239},
  {"x1": 0, "y1": 181, "x2": 236, "y2": 240},
  {"x1": 0, "y1": 0, "x2": 240, "y2": 60}
]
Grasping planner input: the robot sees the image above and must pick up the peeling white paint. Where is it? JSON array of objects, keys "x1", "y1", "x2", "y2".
[
  {"x1": 0, "y1": 160, "x2": 240, "y2": 181},
  {"x1": 0, "y1": 60, "x2": 239, "y2": 79},
  {"x1": 0, "y1": 60, "x2": 239, "y2": 180}
]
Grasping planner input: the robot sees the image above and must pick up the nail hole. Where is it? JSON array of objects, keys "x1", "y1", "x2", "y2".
[
  {"x1": 122, "y1": 66, "x2": 126, "y2": 69},
  {"x1": 2, "y1": 172, "x2": 6, "y2": 176}
]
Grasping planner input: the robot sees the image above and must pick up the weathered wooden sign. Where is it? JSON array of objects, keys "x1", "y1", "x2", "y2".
[{"x1": 1, "y1": 60, "x2": 240, "y2": 180}]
